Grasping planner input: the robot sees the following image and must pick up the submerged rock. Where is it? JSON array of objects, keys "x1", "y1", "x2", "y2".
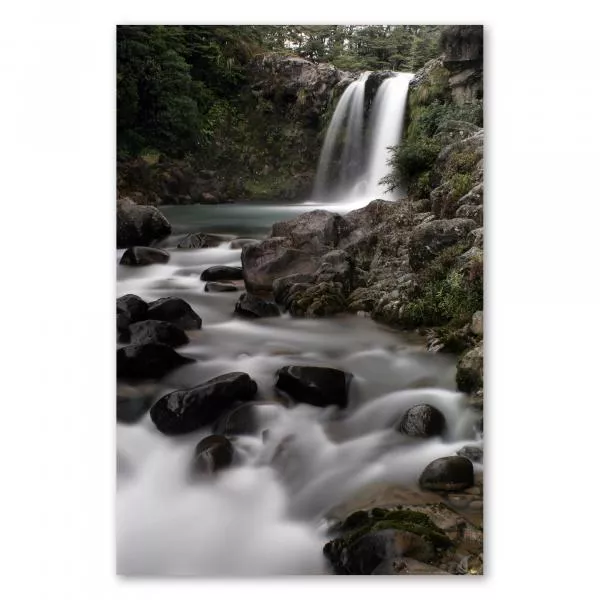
[
  {"x1": 117, "y1": 393, "x2": 154, "y2": 424},
  {"x1": 119, "y1": 246, "x2": 170, "y2": 266},
  {"x1": 396, "y1": 404, "x2": 446, "y2": 438},
  {"x1": 275, "y1": 365, "x2": 353, "y2": 409},
  {"x1": 419, "y1": 456, "x2": 474, "y2": 491},
  {"x1": 128, "y1": 319, "x2": 189, "y2": 348},
  {"x1": 191, "y1": 434, "x2": 234, "y2": 475},
  {"x1": 117, "y1": 343, "x2": 193, "y2": 380},
  {"x1": 150, "y1": 372, "x2": 258, "y2": 435},
  {"x1": 457, "y1": 445, "x2": 483, "y2": 463},
  {"x1": 204, "y1": 281, "x2": 238, "y2": 293},
  {"x1": 117, "y1": 197, "x2": 172, "y2": 248},
  {"x1": 146, "y1": 297, "x2": 202, "y2": 330},
  {"x1": 177, "y1": 232, "x2": 224, "y2": 249},
  {"x1": 234, "y1": 292, "x2": 281, "y2": 319},
  {"x1": 200, "y1": 265, "x2": 244, "y2": 281},
  {"x1": 212, "y1": 402, "x2": 261, "y2": 436}
]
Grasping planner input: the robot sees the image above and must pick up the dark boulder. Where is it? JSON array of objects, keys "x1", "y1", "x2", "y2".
[
  {"x1": 456, "y1": 342, "x2": 483, "y2": 394},
  {"x1": 117, "y1": 343, "x2": 193, "y2": 380},
  {"x1": 419, "y1": 456, "x2": 474, "y2": 492},
  {"x1": 120, "y1": 246, "x2": 170, "y2": 266},
  {"x1": 272, "y1": 273, "x2": 316, "y2": 306},
  {"x1": 177, "y1": 232, "x2": 224, "y2": 249},
  {"x1": 146, "y1": 297, "x2": 202, "y2": 330},
  {"x1": 212, "y1": 402, "x2": 261, "y2": 436},
  {"x1": 128, "y1": 319, "x2": 188, "y2": 348},
  {"x1": 117, "y1": 294, "x2": 148, "y2": 339},
  {"x1": 275, "y1": 366, "x2": 353, "y2": 409},
  {"x1": 150, "y1": 372, "x2": 258, "y2": 435},
  {"x1": 204, "y1": 282, "x2": 238, "y2": 293},
  {"x1": 200, "y1": 266, "x2": 244, "y2": 281},
  {"x1": 234, "y1": 293, "x2": 281, "y2": 319},
  {"x1": 117, "y1": 197, "x2": 172, "y2": 248},
  {"x1": 457, "y1": 445, "x2": 483, "y2": 463},
  {"x1": 408, "y1": 218, "x2": 477, "y2": 270},
  {"x1": 191, "y1": 435, "x2": 234, "y2": 475},
  {"x1": 396, "y1": 404, "x2": 446, "y2": 438}
]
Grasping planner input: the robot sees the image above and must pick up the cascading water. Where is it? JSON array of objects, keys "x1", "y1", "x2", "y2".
[{"x1": 312, "y1": 71, "x2": 413, "y2": 204}]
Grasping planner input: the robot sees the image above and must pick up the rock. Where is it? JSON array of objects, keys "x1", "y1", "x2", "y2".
[
  {"x1": 230, "y1": 238, "x2": 260, "y2": 249},
  {"x1": 234, "y1": 292, "x2": 281, "y2": 319},
  {"x1": 146, "y1": 297, "x2": 202, "y2": 330},
  {"x1": 470, "y1": 310, "x2": 483, "y2": 336},
  {"x1": 200, "y1": 266, "x2": 244, "y2": 281},
  {"x1": 177, "y1": 232, "x2": 223, "y2": 249},
  {"x1": 191, "y1": 435, "x2": 234, "y2": 475},
  {"x1": 419, "y1": 456, "x2": 474, "y2": 491},
  {"x1": 128, "y1": 319, "x2": 188, "y2": 348},
  {"x1": 457, "y1": 445, "x2": 483, "y2": 463},
  {"x1": 117, "y1": 294, "x2": 148, "y2": 339},
  {"x1": 287, "y1": 281, "x2": 347, "y2": 317},
  {"x1": 242, "y1": 237, "x2": 320, "y2": 294},
  {"x1": 212, "y1": 402, "x2": 262, "y2": 436},
  {"x1": 275, "y1": 366, "x2": 353, "y2": 409},
  {"x1": 119, "y1": 246, "x2": 170, "y2": 266},
  {"x1": 150, "y1": 372, "x2": 258, "y2": 435},
  {"x1": 456, "y1": 342, "x2": 483, "y2": 393},
  {"x1": 117, "y1": 197, "x2": 172, "y2": 248},
  {"x1": 466, "y1": 227, "x2": 483, "y2": 249},
  {"x1": 272, "y1": 273, "x2": 316, "y2": 305},
  {"x1": 408, "y1": 218, "x2": 477, "y2": 270},
  {"x1": 204, "y1": 282, "x2": 238, "y2": 293},
  {"x1": 455, "y1": 204, "x2": 483, "y2": 225},
  {"x1": 396, "y1": 404, "x2": 446, "y2": 438},
  {"x1": 117, "y1": 393, "x2": 154, "y2": 424},
  {"x1": 117, "y1": 343, "x2": 193, "y2": 380}
]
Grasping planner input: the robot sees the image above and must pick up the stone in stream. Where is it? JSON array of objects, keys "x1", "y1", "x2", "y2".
[
  {"x1": 396, "y1": 404, "x2": 446, "y2": 438},
  {"x1": 117, "y1": 393, "x2": 154, "y2": 424},
  {"x1": 191, "y1": 434, "x2": 234, "y2": 475},
  {"x1": 116, "y1": 197, "x2": 171, "y2": 248},
  {"x1": 119, "y1": 246, "x2": 170, "y2": 266},
  {"x1": 455, "y1": 342, "x2": 483, "y2": 394},
  {"x1": 274, "y1": 365, "x2": 353, "y2": 409},
  {"x1": 234, "y1": 292, "x2": 281, "y2": 319},
  {"x1": 177, "y1": 232, "x2": 224, "y2": 249},
  {"x1": 200, "y1": 265, "x2": 243, "y2": 281},
  {"x1": 117, "y1": 343, "x2": 194, "y2": 380},
  {"x1": 128, "y1": 319, "x2": 189, "y2": 348},
  {"x1": 204, "y1": 281, "x2": 238, "y2": 293},
  {"x1": 146, "y1": 297, "x2": 202, "y2": 330},
  {"x1": 150, "y1": 372, "x2": 258, "y2": 435},
  {"x1": 117, "y1": 293, "x2": 148, "y2": 340},
  {"x1": 419, "y1": 456, "x2": 474, "y2": 492},
  {"x1": 457, "y1": 445, "x2": 483, "y2": 463}
]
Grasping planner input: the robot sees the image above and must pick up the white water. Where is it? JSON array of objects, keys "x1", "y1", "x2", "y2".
[{"x1": 116, "y1": 203, "x2": 482, "y2": 576}]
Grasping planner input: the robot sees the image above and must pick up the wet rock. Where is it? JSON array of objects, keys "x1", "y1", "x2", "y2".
[
  {"x1": 396, "y1": 404, "x2": 446, "y2": 438},
  {"x1": 419, "y1": 456, "x2": 474, "y2": 492},
  {"x1": 408, "y1": 218, "x2": 477, "y2": 270},
  {"x1": 150, "y1": 372, "x2": 258, "y2": 435},
  {"x1": 200, "y1": 265, "x2": 243, "y2": 281},
  {"x1": 234, "y1": 292, "x2": 281, "y2": 319},
  {"x1": 177, "y1": 232, "x2": 223, "y2": 249},
  {"x1": 456, "y1": 342, "x2": 483, "y2": 393},
  {"x1": 457, "y1": 445, "x2": 483, "y2": 463},
  {"x1": 128, "y1": 319, "x2": 189, "y2": 348},
  {"x1": 191, "y1": 434, "x2": 234, "y2": 474},
  {"x1": 230, "y1": 238, "x2": 260, "y2": 249},
  {"x1": 275, "y1": 365, "x2": 353, "y2": 409},
  {"x1": 212, "y1": 402, "x2": 262, "y2": 436},
  {"x1": 117, "y1": 197, "x2": 172, "y2": 248},
  {"x1": 146, "y1": 297, "x2": 202, "y2": 330},
  {"x1": 117, "y1": 294, "x2": 148, "y2": 339},
  {"x1": 117, "y1": 393, "x2": 154, "y2": 424},
  {"x1": 117, "y1": 343, "x2": 193, "y2": 380},
  {"x1": 119, "y1": 246, "x2": 170, "y2": 266},
  {"x1": 204, "y1": 281, "x2": 238, "y2": 293}
]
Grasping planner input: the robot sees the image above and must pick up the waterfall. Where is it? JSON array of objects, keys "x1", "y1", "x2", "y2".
[{"x1": 312, "y1": 71, "x2": 413, "y2": 203}]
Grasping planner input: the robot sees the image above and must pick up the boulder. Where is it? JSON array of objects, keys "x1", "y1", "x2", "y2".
[
  {"x1": 128, "y1": 319, "x2": 189, "y2": 348},
  {"x1": 117, "y1": 294, "x2": 148, "y2": 339},
  {"x1": 275, "y1": 365, "x2": 353, "y2": 409},
  {"x1": 146, "y1": 297, "x2": 202, "y2": 330},
  {"x1": 191, "y1": 435, "x2": 234, "y2": 475},
  {"x1": 470, "y1": 310, "x2": 483, "y2": 336},
  {"x1": 457, "y1": 445, "x2": 483, "y2": 463},
  {"x1": 200, "y1": 266, "x2": 244, "y2": 281},
  {"x1": 419, "y1": 456, "x2": 474, "y2": 491},
  {"x1": 234, "y1": 293, "x2": 281, "y2": 319},
  {"x1": 177, "y1": 232, "x2": 224, "y2": 249},
  {"x1": 230, "y1": 238, "x2": 260, "y2": 249},
  {"x1": 455, "y1": 203, "x2": 483, "y2": 225},
  {"x1": 150, "y1": 372, "x2": 258, "y2": 435},
  {"x1": 456, "y1": 342, "x2": 483, "y2": 393},
  {"x1": 212, "y1": 402, "x2": 261, "y2": 436},
  {"x1": 204, "y1": 282, "x2": 238, "y2": 293},
  {"x1": 119, "y1": 246, "x2": 170, "y2": 266},
  {"x1": 287, "y1": 281, "x2": 347, "y2": 317},
  {"x1": 273, "y1": 273, "x2": 316, "y2": 306},
  {"x1": 242, "y1": 237, "x2": 320, "y2": 294},
  {"x1": 117, "y1": 343, "x2": 193, "y2": 380},
  {"x1": 117, "y1": 197, "x2": 172, "y2": 248},
  {"x1": 396, "y1": 404, "x2": 446, "y2": 438}
]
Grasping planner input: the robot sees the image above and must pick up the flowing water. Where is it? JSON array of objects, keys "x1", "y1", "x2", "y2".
[{"x1": 116, "y1": 200, "x2": 482, "y2": 576}]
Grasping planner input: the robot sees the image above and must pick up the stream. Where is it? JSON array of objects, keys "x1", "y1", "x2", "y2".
[{"x1": 116, "y1": 199, "x2": 482, "y2": 576}]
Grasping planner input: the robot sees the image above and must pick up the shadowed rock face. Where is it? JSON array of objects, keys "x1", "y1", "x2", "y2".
[
  {"x1": 234, "y1": 293, "x2": 281, "y2": 319},
  {"x1": 117, "y1": 343, "x2": 194, "y2": 380},
  {"x1": 150, "y1": 372, "x2": 258, "y2": 435},
  {"x1": 117, "y1": 197, "x2": 171, "y2": 248},
  {"x1": 128, "y1": 320, "x2": 189, "y2": 348},
  {"x1": 146, "y1": 297, "x2": 202, "y2": 330},
  {"x1": 419, "y1": 456, "x2": 474, "y2": 491},
  {"x1": 119, "y1": 246, "x2": 170, "y2": 266}
]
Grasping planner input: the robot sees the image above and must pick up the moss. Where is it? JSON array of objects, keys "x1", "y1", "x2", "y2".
[{"x1": 449, "y1": 172, "x2": 474, "y2": 200}]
